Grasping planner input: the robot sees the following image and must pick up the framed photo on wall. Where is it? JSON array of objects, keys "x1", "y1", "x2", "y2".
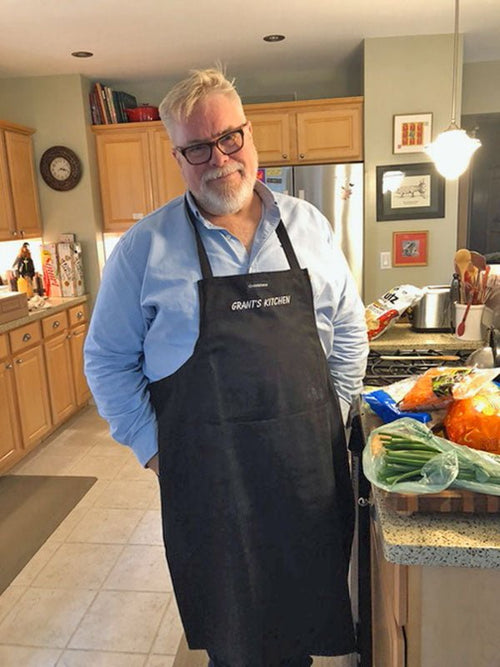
[
  {"x1": 393, "y1": 113, "x2": 432, "y2": 153},
  {"x1": 376, "y1": 162, "x2": 445, "y2": 221},
  {"x1": 393, "y1": 231, "x2": 428, "y2": 266}
]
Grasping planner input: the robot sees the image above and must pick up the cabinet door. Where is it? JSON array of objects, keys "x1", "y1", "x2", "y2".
[
  {"x1": 4, "y1": 130, "x2": 42, "y2": 237},
  {"x1": 0, "y1": 360, "x2": 23, "y2": 472},
  {"x1": 69, "y1": 323, "x2": 91, "y2": 407},
  {"x1": 0, "y1": 132, "x2": 16, "y2": 241},
  {"x1": 44, "y1": 331, "x2": 77, "y2": 425},
  {"x1": 245, "y1": 112, "x2": 293, "y2": 165},
  {"x1": 12, "y1": 345, "x2": 52, "y2": 450},
  {"x1": 296, "y1": 105, "x2": 363, "y2": 162},
  {"x1": 151, "y1": 129, "x2": 185, "y2": 209},
  {"x1": 95, "y1": 129, "x2": 154, "y2": 232}
]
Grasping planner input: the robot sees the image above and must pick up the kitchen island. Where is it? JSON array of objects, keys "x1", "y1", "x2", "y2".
[{"x1": 361, "y1": 407, "x2": 500, "y2": 667}]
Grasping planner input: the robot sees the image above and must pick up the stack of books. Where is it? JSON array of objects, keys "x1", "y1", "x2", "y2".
[{"x1": 89, "y1": 82, "x2": 137, "y2": 124}]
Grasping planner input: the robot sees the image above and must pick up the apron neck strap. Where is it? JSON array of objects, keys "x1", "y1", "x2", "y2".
[
  {"x1": 185, "y1": 198, "x2": 213, "y2": 278},
  {"x1": 184, "y1": 195, "x2": 301, "y2": 278}
]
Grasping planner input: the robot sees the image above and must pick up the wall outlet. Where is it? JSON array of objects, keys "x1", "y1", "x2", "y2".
[{"x1": 380, "y1": 251, "x2": 391, "y2": 269}]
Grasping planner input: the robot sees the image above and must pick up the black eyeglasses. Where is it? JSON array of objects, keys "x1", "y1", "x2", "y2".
[{"x1": 176, "y1": 122, "x2": 248, "y2": 165}]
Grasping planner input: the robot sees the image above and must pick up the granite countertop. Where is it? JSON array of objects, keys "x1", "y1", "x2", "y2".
[
  {"x1": 372, "y1": 486, "x2": 500, "y2": 569},
  {"x1": 0, "y1": 295, "x2": 88, "y2": 335},
  {"x1": 361, "y1": 407, "x2": 500, "y2": 570},
  {"x1": 369, "y1": 322, "x2": 483, "y2": 351}
]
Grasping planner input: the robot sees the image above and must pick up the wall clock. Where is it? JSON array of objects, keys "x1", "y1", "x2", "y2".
[{"x1": 39, "y1": 145, "x2": 82, "y2": 191}]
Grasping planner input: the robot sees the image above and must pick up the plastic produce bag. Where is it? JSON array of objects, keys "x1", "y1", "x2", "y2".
[
  {"x1": 363, "y1": 377, "x2": 432, "y2": 424},
  {"x1": 398, "y1": 366, "x2": 499, "y2": 412},
  {"x1": 363, "y1": 417, "x2": 500, "y2": 496},
  {"x1": 444, "y1": 382, "x2": 500, "y2": 454}
]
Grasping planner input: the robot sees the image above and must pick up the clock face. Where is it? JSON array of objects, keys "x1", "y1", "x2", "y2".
[
  {"x1": 50, "y1": 157, "x2": 71, "y2": 181},
  {"x1": 40, "y1": 146, "x2": 82, "y2": 191}
]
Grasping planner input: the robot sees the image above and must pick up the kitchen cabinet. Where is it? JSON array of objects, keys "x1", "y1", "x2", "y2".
[
  {"x1": 9, "y1": 320, "x2": 52, "y2": 451},
  {"x1": 0, "y1": 333, "x2": 23, "y2": 471},
  {"x1": 67, "y1": 303, "x2": 91, "y2": 406},
  {"x1": 43, "y1": 310, "x2": 76, "y2": 425},
  {"x1": 0, "y1": 297, "x2": 91, "y2": 474},
  {"x1": 0, "y1": 120, "x2": 43, "y2": 241},
  {"x1": 370, "y1": 490, "x2": 500, "y2": 667},
  {"x1": 244, "y1": 97, "x2": 363, "y2": 165},
  {"x1": 93, "y1": 122, "x2": 184, "y2": 232}
]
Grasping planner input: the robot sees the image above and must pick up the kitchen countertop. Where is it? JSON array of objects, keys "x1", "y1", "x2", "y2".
[
  {"x1": 361, "y1": 406, "x2": 500, "y2": 570},
  {"x1": 369, "y1": 322, "x2": 483, "y2": 351},
  {"x1": 0, "y1": 295, "x2": 88, "y2": 335}
]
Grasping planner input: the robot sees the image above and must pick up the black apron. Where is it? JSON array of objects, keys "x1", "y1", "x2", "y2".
[{"x1": 149, "y1": 201, "x2": 355, "y2": 667}]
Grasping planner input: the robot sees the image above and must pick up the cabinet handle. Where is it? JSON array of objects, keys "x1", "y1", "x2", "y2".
[
  {"x1": 76, "y1": 311, "x2": 83, "y2": 319},
  {"x1": 299, "y1": 153, "x2": 305, "y2": 159},
  {"x1": 52, "y1": 320, "x2": 61, "y2": 329},
  {"x1": 22, "y1": 333, "x2": 32, "y2": 342},
  {"x1": 5, "y1": 363, "x2": 13, "y2": 370},
  {"x1": 12, "y1": 230, "x2": 18, "y2": 237},
  {"x1": 281, "y1": 154, "x2": 288, "y2": 159},
  {"x1": 16, "y1": 358, "x2": 23, "y2": 364},
  {"x1": 66, "y1": 333, "x2": 72, "y2": 339}
]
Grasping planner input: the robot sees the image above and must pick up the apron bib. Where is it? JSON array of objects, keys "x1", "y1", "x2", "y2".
[{"x1": 149, "y1": 201, "x2": 355, "y2": 667}]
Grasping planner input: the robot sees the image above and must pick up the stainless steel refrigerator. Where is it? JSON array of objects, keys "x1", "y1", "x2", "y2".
[{"x1": 257, "y1": 164, "x2": 364, "y2": 296}]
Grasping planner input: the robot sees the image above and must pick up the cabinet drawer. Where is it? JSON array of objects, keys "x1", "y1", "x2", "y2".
[
  {"x1": 0, "y1": 333, "x2": 9, "y2": 360},
  {"x1": 9, "y1": 320, "x2": 42, "y2": 353},
  {"x1": 42, "y1": 310, "x2": 69, "y2": 338},
  {"x1": 68, "y1": 303, "x2": 88, "y2": 327}
]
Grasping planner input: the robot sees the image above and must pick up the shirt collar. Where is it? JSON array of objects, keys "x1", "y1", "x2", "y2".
[{"x1": 185, "y1": 181, "x2": 282, "y2": 230}]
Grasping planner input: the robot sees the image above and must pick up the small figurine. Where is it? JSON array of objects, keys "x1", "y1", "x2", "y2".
[{"x1": 13, "y1": 242, "x2": 35, "y2": 297}]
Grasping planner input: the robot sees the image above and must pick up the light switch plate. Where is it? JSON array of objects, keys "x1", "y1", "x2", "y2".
[{"x1": 380, "y1": 251, "x2": 391, "y2": 269}]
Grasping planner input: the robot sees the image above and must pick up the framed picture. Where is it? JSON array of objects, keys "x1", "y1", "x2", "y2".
[
  {"x1": 393, "y1": 231, "x2": 428, "y2": 267},
  {"x1": 376, "y1": 162, "x2": 445, "y2": 221},
  {"x1": 393, "y1": 113, "x2": 432, "y2": 153}
]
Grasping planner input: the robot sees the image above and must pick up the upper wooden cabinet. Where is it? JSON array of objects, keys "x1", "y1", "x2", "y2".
[
  {"x1": 244, "y1": 97, "x2": 363, "y2": 165},
  {"x1": 0, "y1": 120, "x2": 43, "y2": 241},
  {"x1": 92, "y1": 122, "x2": 185, "y2": 232}
]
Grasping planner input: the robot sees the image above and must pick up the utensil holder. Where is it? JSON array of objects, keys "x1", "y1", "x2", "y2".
[{"x1": 454, "y1": 302, "x2": 486, "y2": 341}]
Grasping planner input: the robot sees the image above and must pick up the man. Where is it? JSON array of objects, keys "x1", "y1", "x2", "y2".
[{"x1": 85, "y1": 67, "x2": 368, "y2": 667}]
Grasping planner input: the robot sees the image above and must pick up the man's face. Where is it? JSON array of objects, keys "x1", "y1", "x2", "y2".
[{"x1": 170, "y1": 93, "x2": 258, "y2": 216}]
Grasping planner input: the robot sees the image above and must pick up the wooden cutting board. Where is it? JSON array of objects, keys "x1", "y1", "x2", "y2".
[{"x1": 381, "y1": 488, "x2": 500, "y2": 514}]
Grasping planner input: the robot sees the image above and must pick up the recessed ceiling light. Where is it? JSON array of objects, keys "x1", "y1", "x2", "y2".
[
  {"x1": 263, "y1": 34, "x2": 285, "y2": 43},
  {"x1": 71, "y1": 51, "x2": 94, "y2": 58}
]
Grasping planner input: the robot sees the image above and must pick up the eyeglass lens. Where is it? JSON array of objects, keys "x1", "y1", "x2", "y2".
[{"x1": 182, "y1": 127, "x2": 245, "y2": 165}]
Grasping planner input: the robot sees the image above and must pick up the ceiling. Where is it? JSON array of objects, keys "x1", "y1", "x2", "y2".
[{"x1": 2, "y1": 0, "x2": 500, "y2": 85}]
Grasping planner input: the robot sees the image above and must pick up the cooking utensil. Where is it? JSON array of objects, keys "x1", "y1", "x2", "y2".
[
  {"x1": 456, "y1": 291, "x2": 474, "y2": 337},
  {"x1": 454, "y1": 248, "x2": 471, "y2": 302},
  {"x1": 470, "y1": 250, "x2": 487, "y2": 273}
]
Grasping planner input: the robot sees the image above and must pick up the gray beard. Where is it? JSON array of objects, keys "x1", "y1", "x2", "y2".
[{"x1": 196, "y1": 166, "x2": 256, "y2": 216}]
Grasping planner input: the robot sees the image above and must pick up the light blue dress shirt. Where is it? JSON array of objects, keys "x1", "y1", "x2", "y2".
[{"x1": 84, "y1": 182, "x2": 369, "y2": 466}]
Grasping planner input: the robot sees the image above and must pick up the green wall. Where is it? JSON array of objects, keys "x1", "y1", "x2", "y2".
[{"x1": 363, "y1": 34, "x2": 461, "y2": 303}]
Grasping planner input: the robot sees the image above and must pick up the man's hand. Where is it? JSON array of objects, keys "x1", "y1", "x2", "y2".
[{"x1": 146, "y1": 453, "x2": 159, "y2": 475}]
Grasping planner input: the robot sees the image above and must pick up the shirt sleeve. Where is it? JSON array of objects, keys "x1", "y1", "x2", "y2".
[{"x1": 84, "y1": 236, "x2": 158, "y2": 467}]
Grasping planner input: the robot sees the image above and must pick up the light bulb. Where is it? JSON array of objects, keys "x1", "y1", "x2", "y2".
[{"x1": 425, "y1": 127, "x2": 481, "y2": 179}]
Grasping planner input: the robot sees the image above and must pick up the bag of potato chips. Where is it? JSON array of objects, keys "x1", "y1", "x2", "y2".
[{"x1": 365, "y1": 285, "x2": 423, "y2": 341}]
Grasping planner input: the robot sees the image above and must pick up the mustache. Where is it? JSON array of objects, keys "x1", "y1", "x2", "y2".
[{"x1": 202, "y1": 164, "x2": 244, "y2": 184}]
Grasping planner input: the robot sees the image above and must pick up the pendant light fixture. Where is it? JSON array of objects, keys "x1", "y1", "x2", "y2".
[{"x1": 425, "y1": 0, "x2": 480, "y2": 179}]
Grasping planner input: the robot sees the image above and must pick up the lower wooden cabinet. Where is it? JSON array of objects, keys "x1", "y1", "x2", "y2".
[
  {"x1": 0, "y1": 349, "x2": 23, "y2": 470},
  {"x1": 12, "y1": 344, "x2": 52, "y2": 450},
  {"x1": 43, "y1": 309, "x2": 77, "y2": 426},
  {"x1": 0, "y1": 299, "x2": 91, "y2": 473},
  {"x1": 69, "y1": 322, "x2": 91, "y2": 407}
]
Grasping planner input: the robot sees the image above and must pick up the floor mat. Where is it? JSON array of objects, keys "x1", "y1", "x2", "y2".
[{"x1": 0, "y1": 474, "x2": 97, "y2": 594}]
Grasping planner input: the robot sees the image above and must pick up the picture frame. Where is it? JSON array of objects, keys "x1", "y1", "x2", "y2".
[
  {"x1": 393, "y1": 113, "x2": 433, "y2": 154},
  {"x1": 376, "y1": 162, "x2": 445, "y2": 221},
  {"x1": 393, "y1": 231, "x2": 428, "y2": 267}
]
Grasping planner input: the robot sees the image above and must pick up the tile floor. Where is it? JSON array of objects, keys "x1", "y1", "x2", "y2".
[
  {"x1": 0, "y1": 405, "x2": 354, "y2": 667},
  {"x1": 0, "y1": 405, "x2": 181, "y2": 667}
]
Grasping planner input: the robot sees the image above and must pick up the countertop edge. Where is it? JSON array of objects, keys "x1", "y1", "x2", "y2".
[{"x1": 0, "y1": 295, "x2": 89, "y2": 335}]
